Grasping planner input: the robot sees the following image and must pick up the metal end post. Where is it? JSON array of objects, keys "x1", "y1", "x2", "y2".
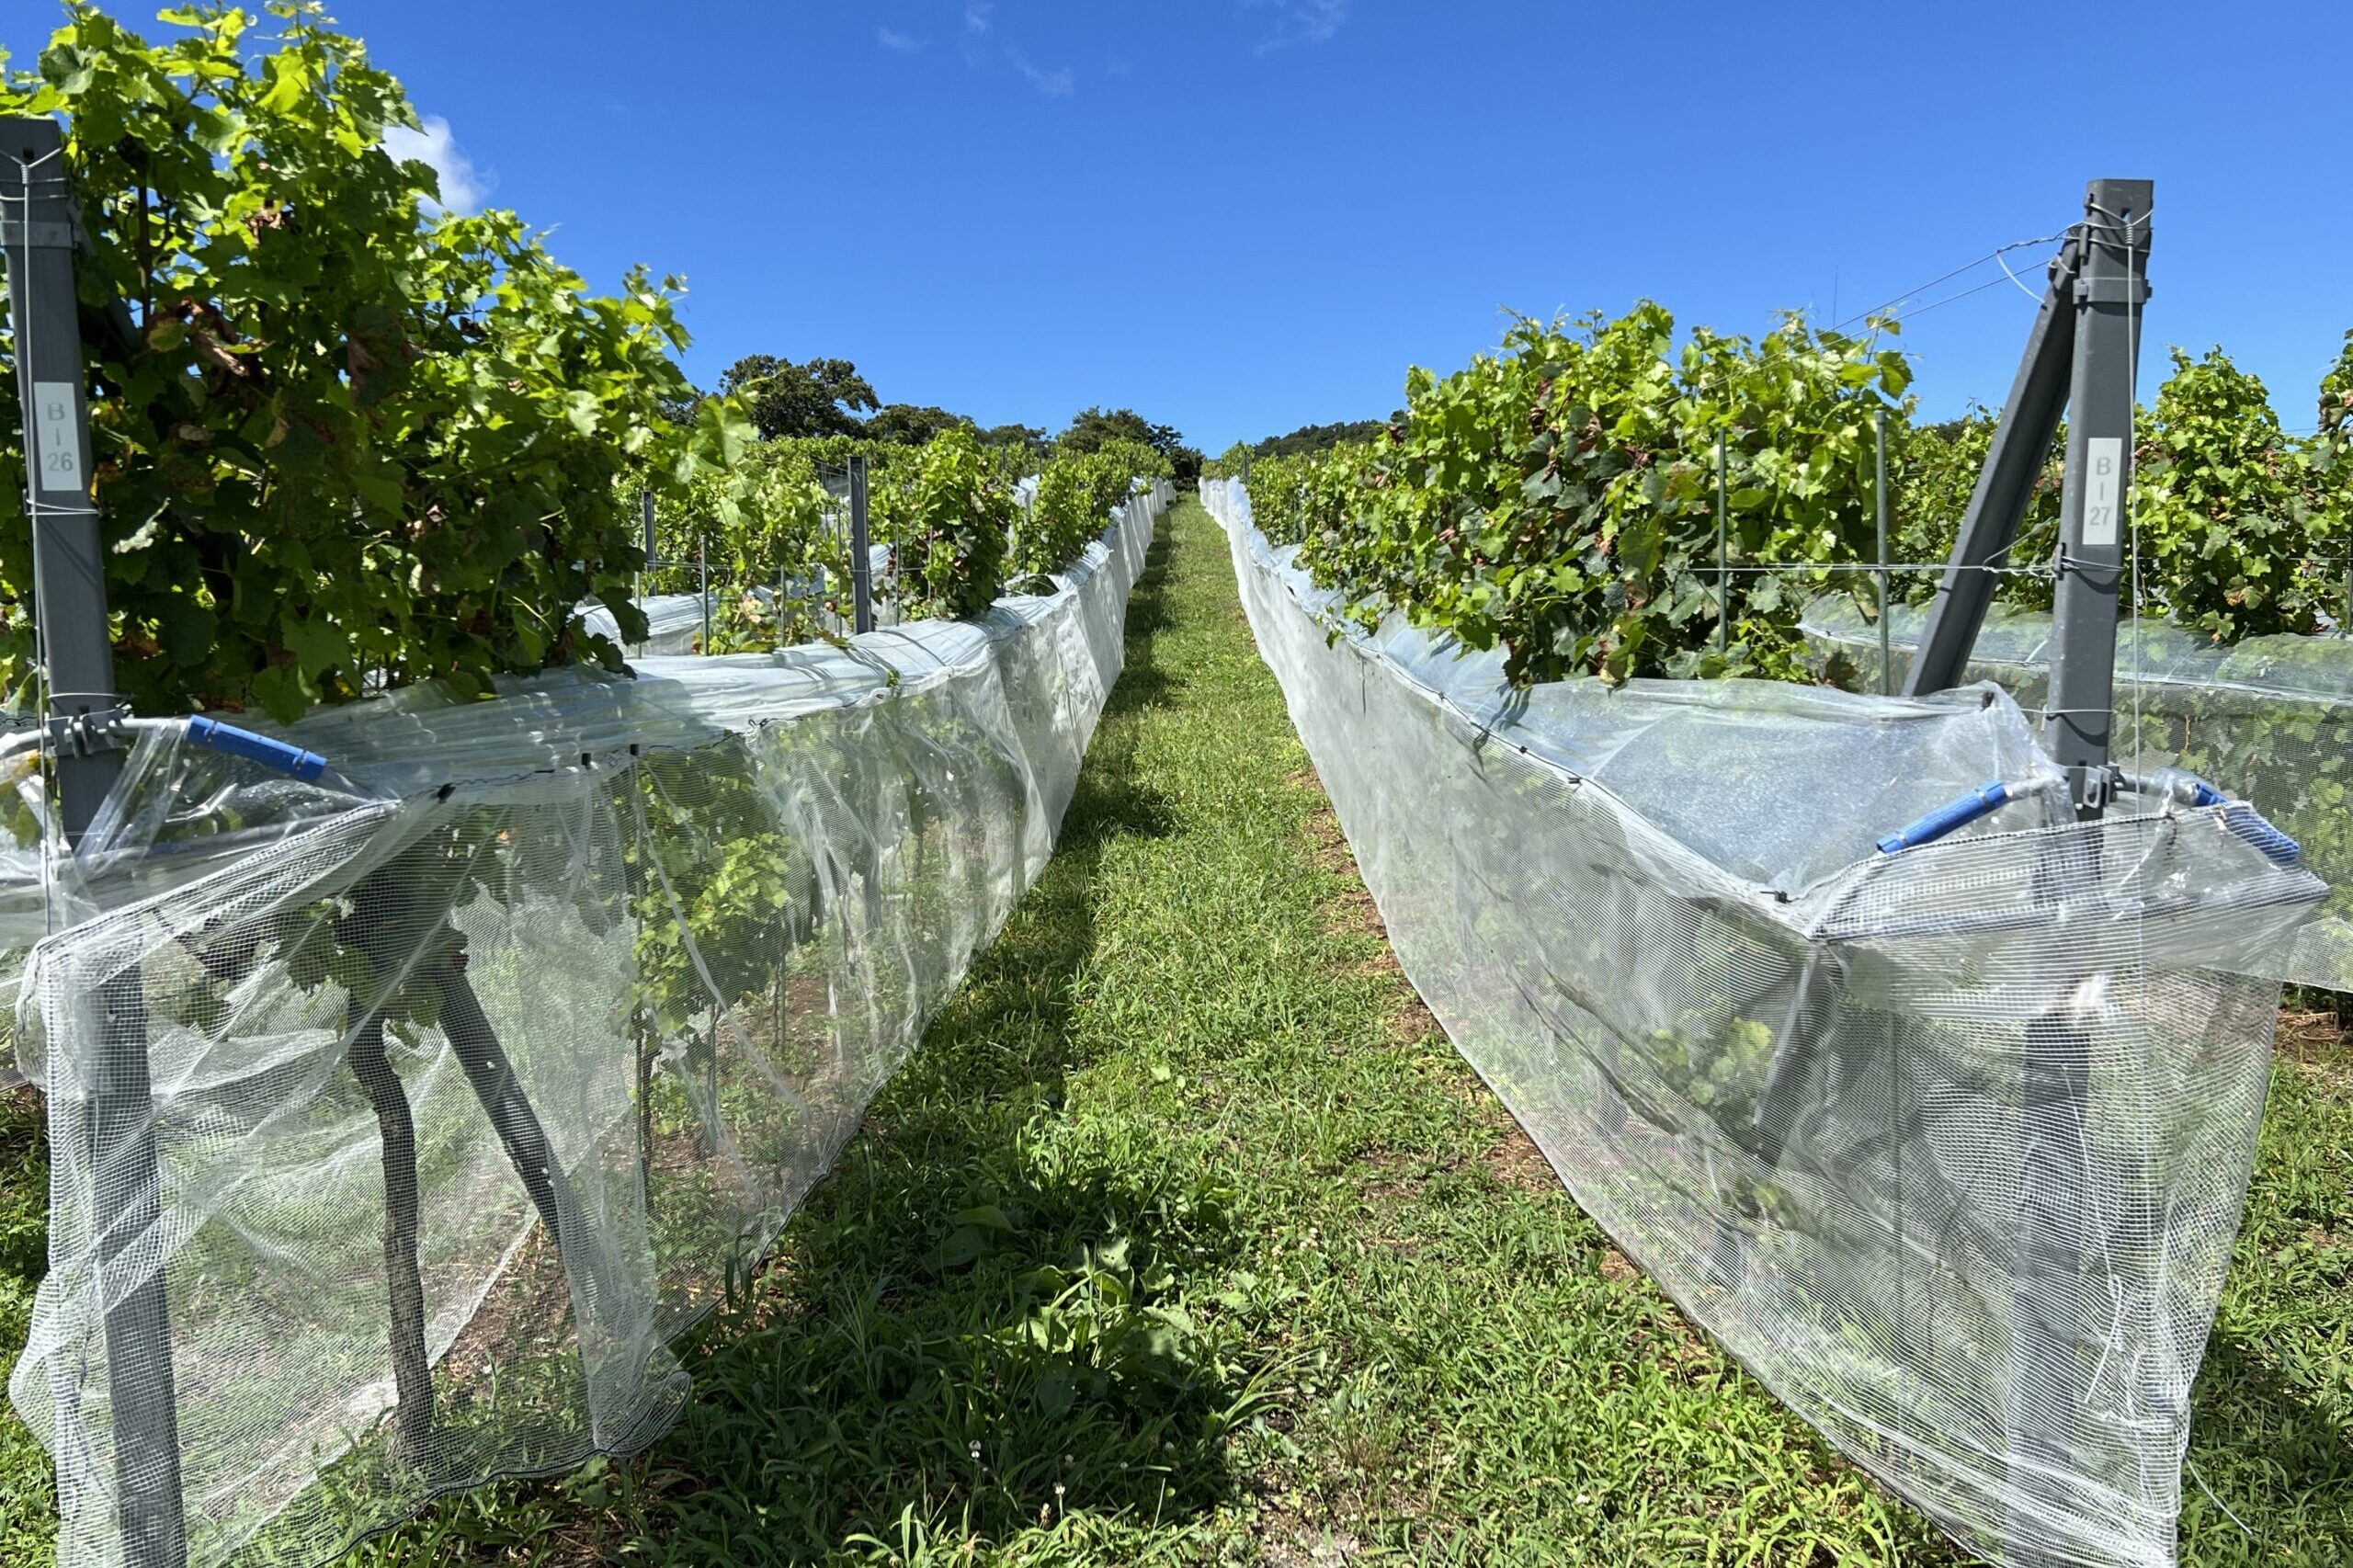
[
  {"x1": 2007, "y1": 177, "x2": 2154, "y2": 1568},
  {"x1": 848, "y1": 454, "x2": 873, "y2": 635},
  {"x1": 635, "y1": 489, "x2": 654, "y2": 611},
  {"x1": 3, "y1": 113, "x2": 188, "y2": 1567},
  {"x1": 1875, "y1": 407, "x2": 1892, "y2": 695},
  {"x1": 2045, "y1": 177, "x2": 2153, "y2": 821},
  {"x1": 1715, "y1": 434, "x2": 1730, "y2": 657}
]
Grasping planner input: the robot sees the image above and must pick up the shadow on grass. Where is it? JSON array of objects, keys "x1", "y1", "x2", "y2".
[
  {"x1": 1095, "y1": 550, "x2": 1175, "y2": 722},
  {"x1": 2183, "y1": 1333, "x2": 2353, "y2": 1560},
  {"x1": 512, "y1": 525, "x2": 1268, "y2": 1562}
]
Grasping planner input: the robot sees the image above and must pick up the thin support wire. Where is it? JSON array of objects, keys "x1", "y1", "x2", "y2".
[
  {"x1": 1660, "y1": 223, "x2": 2076, "y2": 415},
  {"x1": 1995, "y1": 244, "x2": 2040, "y2": 302},
  {"x1": 1712, "y1": 560, "x2": 2054, "y2": 577},
  {"x1": 1824, "y1": 229, "x2": 2074, "y2": 337}
]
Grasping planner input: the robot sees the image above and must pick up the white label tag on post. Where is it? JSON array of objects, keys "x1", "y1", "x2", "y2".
[
  {"x1": 32, "y1": 381, "x2": 85, "y2": 494},
  {"x1": 2082, "y1": 436, "x2": 2123, "y2": 549}
]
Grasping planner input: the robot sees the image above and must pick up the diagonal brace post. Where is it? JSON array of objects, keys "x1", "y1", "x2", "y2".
[{"x1": 1904, "y1": 235, "x2": 2082, "y2": 699}]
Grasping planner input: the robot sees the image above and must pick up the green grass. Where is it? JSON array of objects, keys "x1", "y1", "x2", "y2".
[
  {"x1": 4, "y1": 498, "x2": 2349, "y2": 1565},
  {"x1": 1, "y1": 1078, "x2": 55, "y2": 1561}
]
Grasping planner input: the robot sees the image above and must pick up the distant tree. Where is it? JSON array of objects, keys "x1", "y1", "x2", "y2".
[
  {"x1": 1060, "y1": 407, "x2": 1201, "y2": 483},
  {"x1": 982, "y1": 422, "x2": 1048, "y2": 453},
  {"x1": 1249, "y1": 417, "x2": 1399, "y2": 460},
  {"x1": 1058, "y1": 406, "x2": 1159, "y2": 454},
  {"x1": 719, "y1": 354, "x2": 879, "y2": 439},
  {"x1": 866, "y1": 403, "x2": 968, "y2": 444}
]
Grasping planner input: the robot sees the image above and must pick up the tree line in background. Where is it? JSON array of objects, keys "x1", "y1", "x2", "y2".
[
  {"x1": 0, "y1": 3, "x2": 1189, "y2": 722},
  {"x1": 1228, "y1": 417, "x2": 1399, "y2": 462},
  {"x1": 696, "y1": 351, "x2": 1202, "y2": 481},
  {"x1": 1212, "y1": 308, "x2": 2352, "y2": 687}
]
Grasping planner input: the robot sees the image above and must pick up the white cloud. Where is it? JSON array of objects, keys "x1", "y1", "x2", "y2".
[
  {"x1": 964, "y1": 2, "x2": 993, "y2": 33},
  {"x1": 383, "y1": 114, "x2": 488, "y2": 214},
  {"x1": 1250, "y1": 0, "x2": 1347, "y2": 54},
  {"x1": 1006, "y1": 48, "x2": 1074, "y2": 97},
  {"x1": 878, "y1": 26, "x2": 922, "y2": 51}
]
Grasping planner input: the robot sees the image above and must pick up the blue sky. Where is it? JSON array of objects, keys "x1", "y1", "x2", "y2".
[{"x1": 6, "y1": 2, "x2": 2347, "y2": 451}]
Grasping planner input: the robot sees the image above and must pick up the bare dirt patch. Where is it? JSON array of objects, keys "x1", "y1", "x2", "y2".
[
  {"x1": 2279, "y1": 1002, "x2": 2352, "y2": 1086},
  {"x1": 1482, "y1": 1128, "x2": 1566, "y2": 1200},
  {"x1": 1352, "y1": 1144, "x2": 1426, "y2": 1205},
  {"x1": 1256, "y1": 1506, "x2": 1367, "y2": 1566}
]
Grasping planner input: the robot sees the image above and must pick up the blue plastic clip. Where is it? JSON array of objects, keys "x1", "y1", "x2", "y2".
[
  {"x1": 2221, "y1": 802, "x2": 2302, "y2": 868},
  {"x1": 2146, "y1": 771, "x2": 2300, "y2": 866},
  {"x1": 185, "y1": 715, "x2": 328, "y2": 781},
  {"x1": 1876, "y1": 781, "x2": 2012, "y2": 856}
]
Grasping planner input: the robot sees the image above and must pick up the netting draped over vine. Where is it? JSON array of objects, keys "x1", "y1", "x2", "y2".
[
  {"x1": 1202, "y1": 479, "x2": 2319, "y2": 1568},
  {"x1": 581, "y1": 590, "x2": 713, "y2": 657},
  {"x1": 1802, "y1": 596, "x2": 2353, "y2": 994},
  {"x1": 9, "y1": 485, "x2": 1164, "y2": 1568},
  {"x1": 578, "y1": 540, "x2": 905, "y2": 663}
]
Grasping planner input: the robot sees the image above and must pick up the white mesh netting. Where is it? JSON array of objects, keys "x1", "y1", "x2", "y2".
[
  {"x1": 8, "y1": 484, "x2": 1164, "y2": 1568},
  {"x1": 1201, "y1": 478, "x2": 2322, "y2": 1568},
  {"x1": 1802, "y1": 596, "x2": 2353, "y2": 994}
]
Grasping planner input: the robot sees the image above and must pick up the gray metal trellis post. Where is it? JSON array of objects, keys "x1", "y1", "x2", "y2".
[
  {"x1": 2022, "y1": 195, "x2": 2148, "y2": 1568},
  {"x1": 1715, "y1": 434, "x2": 1729, "y2": 657},
  {"x1": 2, "y1": 115, "x2": 188, "y2": 1568},
  {"x1": 2045, "y1": 180, "x2": 2152, "y2": 818},
  {"x1": 1888, "y1": 180, "x2": 2156, "y2": 1568},
  {"x1": 697, "y1": 535, "x2": 710, "y2": 653},
  {"x1": 2007, "y1": 180, "x2": 2152, "y2": 1568},
  {"x1": 1905, "y1": 178, "x2": 2153, "y2": 801},
  {"x1": 848, "y1": 453, "x2": 874, "y2": 635},
  {"x1": 1875, "y1": 408, "x2": 1892, "y2": 695},
  {"x1": 636, "y1": 488, "x2": 655, "y2": 631}
]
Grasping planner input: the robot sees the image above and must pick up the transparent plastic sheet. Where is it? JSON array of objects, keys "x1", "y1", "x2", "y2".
[
  {"x1": 1802, "y1": 597, "x2": 2353, "y2": 992},
  {"x1": 8, "y1": 485, "x2": 1165, "y2": 1568},
  {"x1": 579, "y1": 590, "x2": 714, "y2": 657},
  {"x1": 576, "y1": 540, "x2": 911, "y2": 662},
  {"x1": 1200, "y1": 480, "x2": 2322, "y2": 1568}
]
